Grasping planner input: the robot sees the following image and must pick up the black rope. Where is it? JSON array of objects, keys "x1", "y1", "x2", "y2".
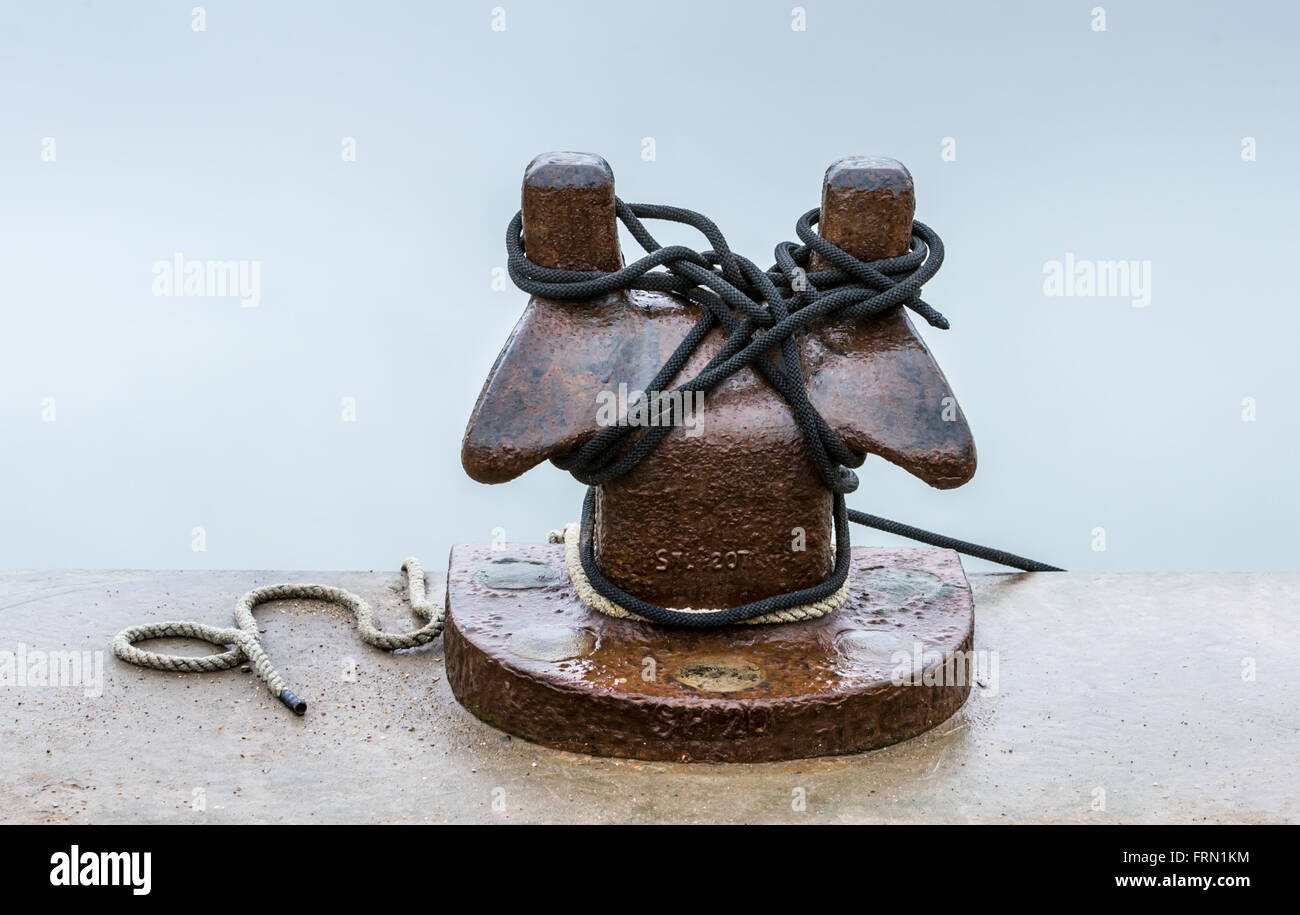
[
  {"x1": 845, "y1": 509, "x2": 1062, "y2": 574},
  {"x1": 506, "y1": 199, "x2": 1063, "y2": 628}
]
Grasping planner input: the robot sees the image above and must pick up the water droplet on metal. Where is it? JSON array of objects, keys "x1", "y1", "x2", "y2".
[
  {"x1": 474, "y1": 557, "x2": 565, "y2": 590},
  {"x1": 507, "y1": 626, "x2": 596, "y2": 662}
]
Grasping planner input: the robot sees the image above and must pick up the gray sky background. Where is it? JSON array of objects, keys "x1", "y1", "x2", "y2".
[{"x1": 2, "y1": 1, "x2": 1296, "y2": 573}]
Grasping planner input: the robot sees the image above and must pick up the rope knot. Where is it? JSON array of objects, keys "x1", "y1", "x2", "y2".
[
  {"x1": 504, "y1": 197, "x2": 1060, "y2": 627},
  {"x1": 507, "y1": 199, "x2": 947, "y2": 497}
]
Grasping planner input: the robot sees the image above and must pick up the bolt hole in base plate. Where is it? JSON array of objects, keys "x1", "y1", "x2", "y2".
[{"x1": 444, "y1": 544, "x2": 975, "y2": 763}]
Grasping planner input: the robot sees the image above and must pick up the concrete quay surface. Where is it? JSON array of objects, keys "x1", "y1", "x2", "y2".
[{"x1": 1, "y1": 565, "x2": 1296, "y2": 824}]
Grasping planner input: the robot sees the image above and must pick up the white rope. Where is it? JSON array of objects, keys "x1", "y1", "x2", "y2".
[
  {"x1": 114, "y1": 534, "x2": 847, "y2": 715},
  {"x1": 112, "y1": 558, "x2": 442, "y2": 714},
  {"x1": 548, "y1": 523, "x2": 849, "y2": 624}
]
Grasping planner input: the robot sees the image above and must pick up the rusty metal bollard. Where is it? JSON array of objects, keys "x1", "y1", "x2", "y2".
[
  {"x1": 449, "y1": 152, "x2": 982, "y2": 762},
  {"x1": 463, "y1": 152, "x2": 975, "y2": 610}
]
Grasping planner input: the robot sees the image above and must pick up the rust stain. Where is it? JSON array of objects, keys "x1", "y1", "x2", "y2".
[{"x1": 461, "y1": 152, "x2": 976, "y2": 609}]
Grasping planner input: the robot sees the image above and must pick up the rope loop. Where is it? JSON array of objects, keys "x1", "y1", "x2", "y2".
[
  {"x1": 112, "y1": 559, "x2": 444, "y2": 714},
  {"x1": 507, "y1": 199, "x2": 1062, "y2": 626},
  {"x1": 508, "y1": 199, "x2": 947, "y2": 496}
]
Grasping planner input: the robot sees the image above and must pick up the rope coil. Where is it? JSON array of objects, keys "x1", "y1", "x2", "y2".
[
  {"x1": 112, "y1": 559, "x2": 443, "y2": 714},
  {"x1": 508, "y1": 198, "x2": 1062, "y2": 628},
  {"x1": 549, "y1": 522, "x2": 851, "y2": 625}
]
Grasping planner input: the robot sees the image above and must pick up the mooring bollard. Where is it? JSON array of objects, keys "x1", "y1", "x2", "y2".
[
  {"x1": 448, "y1": 152, "x2": 989, "y2": 762},
  {"x1": 464, "y1": 153, "x2": 975, "y2": 610},
  {"x1": 112, "y1": 150, "x2": 1058, "y2": 749}
]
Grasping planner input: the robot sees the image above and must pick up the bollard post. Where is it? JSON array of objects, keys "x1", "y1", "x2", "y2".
[{"x1": 449, "y1": 153, "x2": 979, "y2": 762}]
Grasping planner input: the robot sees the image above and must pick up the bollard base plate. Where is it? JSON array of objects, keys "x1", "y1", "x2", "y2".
[{"x1": 444, "y1": 543, "x2": 975, "y2": 763}]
